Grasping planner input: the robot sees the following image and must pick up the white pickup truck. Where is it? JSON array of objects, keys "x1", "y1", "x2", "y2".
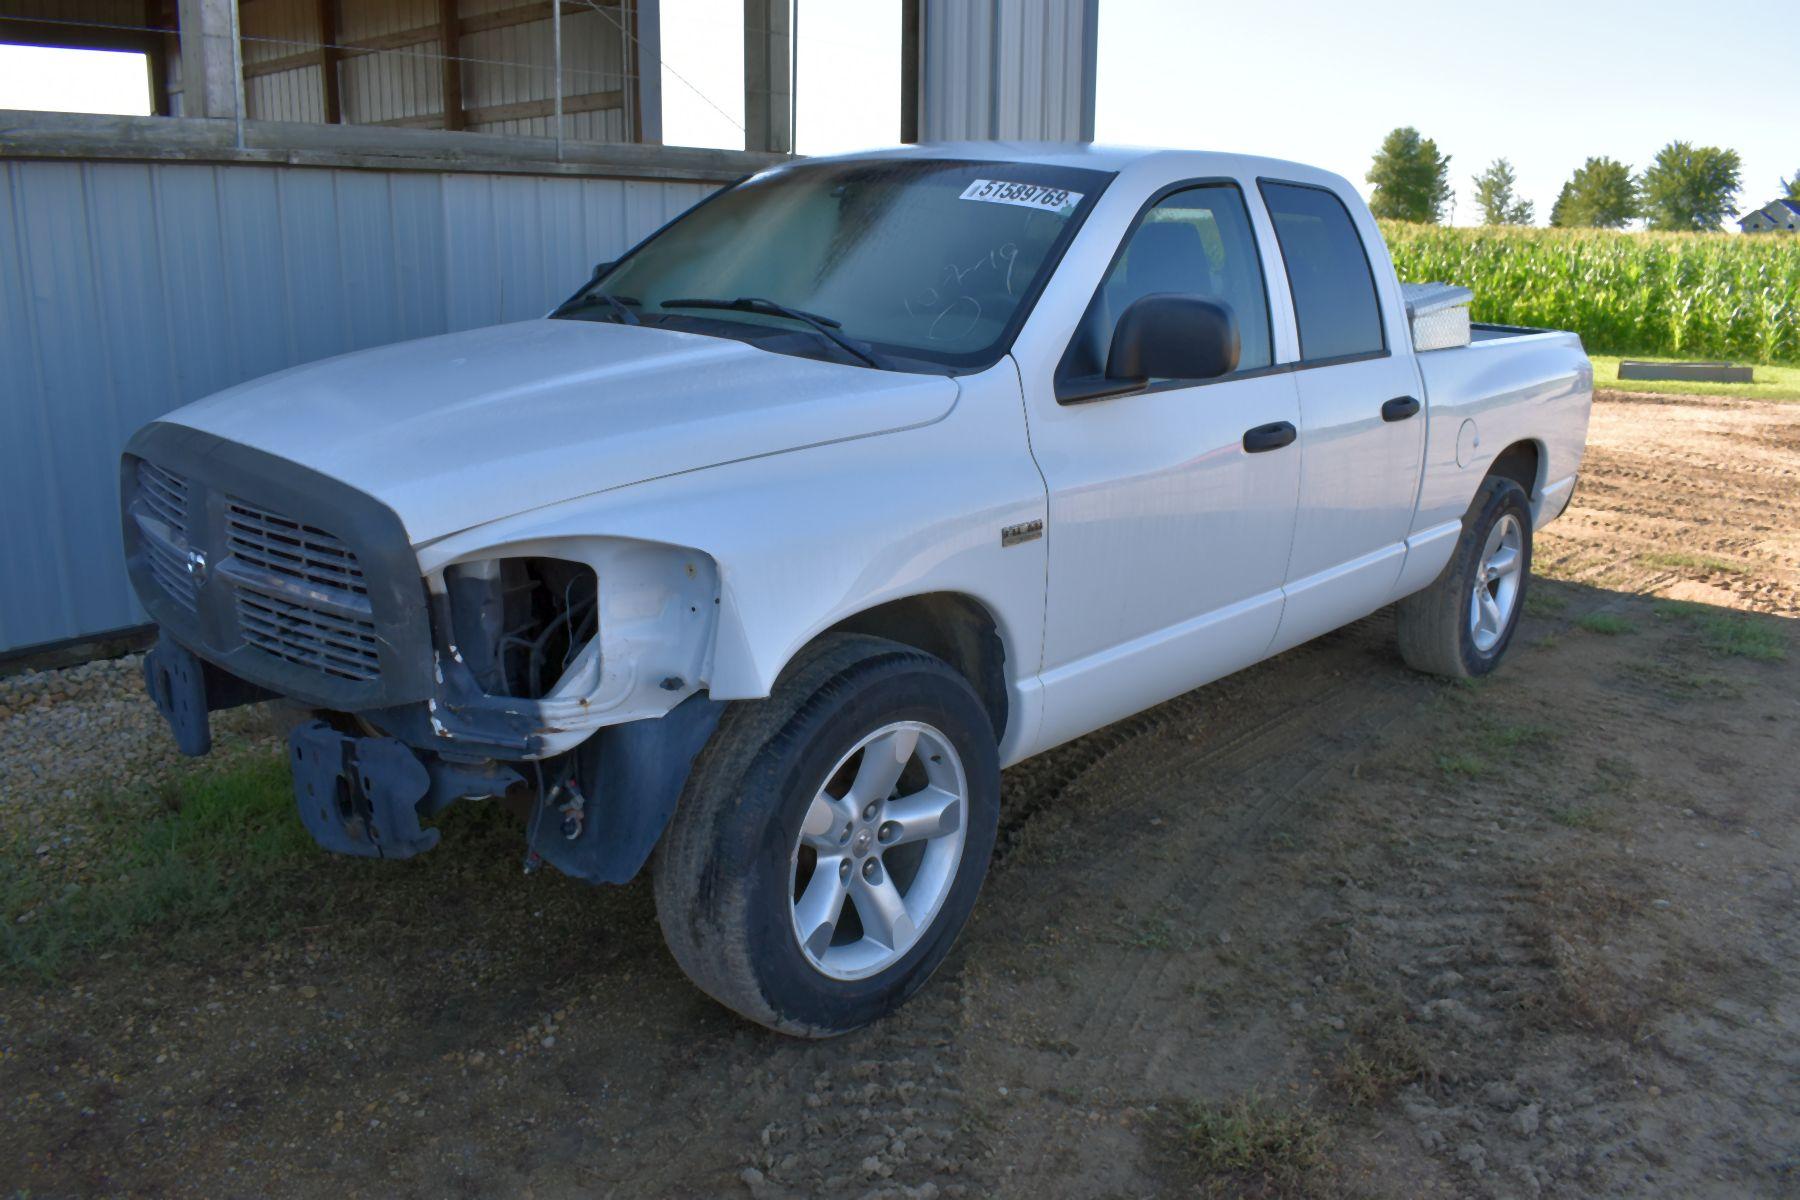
[{"x1": 122, "y1": 144, "x2": 1592, "y2": 1035}]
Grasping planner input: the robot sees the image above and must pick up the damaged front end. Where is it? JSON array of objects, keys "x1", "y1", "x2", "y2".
[{"x1": 125, "y1": 423, "x2": 724, "y2": 886}]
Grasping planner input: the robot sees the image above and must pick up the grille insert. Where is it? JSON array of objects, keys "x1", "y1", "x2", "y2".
[
  {"x1": 134, "y1": 460, "x2": 198, "y2": 613},
  {"x1": 236, "y1": 591, "x2": 382, "y2": 681},
  {"x1": 226, "y1": 500, "x2": 367, "y2": 596},
  {"x1": 224, "y1": 497, "x2": 381, "y2": 683}
]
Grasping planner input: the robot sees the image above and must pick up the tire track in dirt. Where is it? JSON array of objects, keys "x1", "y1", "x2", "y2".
[{"x1": 958, "y1": 616, "x2": 1445, "y2": 1189}]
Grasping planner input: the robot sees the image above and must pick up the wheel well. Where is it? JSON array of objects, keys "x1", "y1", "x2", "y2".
[
  {"x1": 1487, "y1": 440, "x2": 1541, "y2": 500},
  {"x1": 823, "y1": 594, "x2": 1009, "y2": 742}
]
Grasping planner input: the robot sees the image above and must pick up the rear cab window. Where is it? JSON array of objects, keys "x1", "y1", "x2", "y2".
[
  {"x1": 1057, "y1": 181, "x2": 1274, "y2": 394},
  {"x1": 1258, "y1": 181, "x2": 1386, "y2": 362}
]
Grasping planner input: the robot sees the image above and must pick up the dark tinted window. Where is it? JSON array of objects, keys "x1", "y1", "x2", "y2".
[
  {"x1": 1260, "y1": 182, "x2": 1385, "y2": 361},
  {"x1": 1061, "y1": 183, "x2": 1272, "y2": 379}
]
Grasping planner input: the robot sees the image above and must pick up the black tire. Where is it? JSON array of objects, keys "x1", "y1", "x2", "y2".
[
  {"x1": 652, "y1": 633, "x2": 1001, "y2": 1037},
  {"x1": 1396, "y1": 476, "x2": 1534, "y2": 678}
]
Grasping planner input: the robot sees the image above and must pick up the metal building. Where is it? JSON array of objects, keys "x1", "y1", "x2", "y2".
[{"x1": 0, "y1": 0, "x2": 1098, "y2": 659}]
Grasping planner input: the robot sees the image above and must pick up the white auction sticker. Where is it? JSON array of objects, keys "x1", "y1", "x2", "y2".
[{"x1": 959, "y1": 179, "x2": 1083, "y2": 215}]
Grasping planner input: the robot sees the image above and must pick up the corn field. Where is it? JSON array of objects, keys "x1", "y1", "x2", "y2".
[{"x1": 1380, "y1": 222, "x2": 1800, "y2": 364}]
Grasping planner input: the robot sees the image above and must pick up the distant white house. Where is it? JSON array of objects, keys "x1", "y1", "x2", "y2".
[{"x1": 1738, "y1": 198, "x2": 1800, "y2": 233}]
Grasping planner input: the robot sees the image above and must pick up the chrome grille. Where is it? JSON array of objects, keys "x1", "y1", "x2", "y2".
[
  {"x1": 226, "y1": 500, "x2": 367, "y2": 596},
  {"x1": 135, "y1": 460, "x2": 198, "y2": 613}
]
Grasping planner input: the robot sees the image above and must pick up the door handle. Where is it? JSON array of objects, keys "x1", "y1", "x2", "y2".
[
  {"x1": 1382, "y1": 395, "x2": 1422, "y2": 422},
  {"x1": 1242, "y1": 421, "x2": 1297, "y2": 453}
]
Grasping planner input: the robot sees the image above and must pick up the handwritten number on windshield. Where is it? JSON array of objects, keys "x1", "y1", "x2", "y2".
[{"x1": 905, "y1": 242, "x2": 1021, "y2": 341}]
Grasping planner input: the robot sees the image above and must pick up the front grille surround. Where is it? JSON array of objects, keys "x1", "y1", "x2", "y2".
[{"x1": 121, "y1": 423, "x2": 437, "y2": 712}]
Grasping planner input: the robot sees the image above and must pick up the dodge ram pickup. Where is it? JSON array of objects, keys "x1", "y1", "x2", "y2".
[{"x1": 121, "y1": 144, "x2": 1592, "y2": 1035}]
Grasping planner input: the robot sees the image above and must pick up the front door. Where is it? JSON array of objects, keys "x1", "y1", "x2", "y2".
[{"x1": 1026, "y1": 181, "x2": 1303, "y2": 752}]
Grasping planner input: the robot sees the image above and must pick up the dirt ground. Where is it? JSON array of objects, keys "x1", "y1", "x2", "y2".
[{"x1": 3, "y1": 388, "x2": 1797, "y2": 1199}]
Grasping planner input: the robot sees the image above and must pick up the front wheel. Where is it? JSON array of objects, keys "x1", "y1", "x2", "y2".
[
  {"x1": 652, "y1": 634, "x2": 1000, "y2": 1036},
  {"x1": 1396, "y1": 476, "x2": 1533, "y2": 678}
]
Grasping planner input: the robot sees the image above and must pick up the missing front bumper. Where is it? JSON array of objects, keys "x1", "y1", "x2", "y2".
[{"x1": 287, "y1": 721, "x2": 524, "y2": 860}]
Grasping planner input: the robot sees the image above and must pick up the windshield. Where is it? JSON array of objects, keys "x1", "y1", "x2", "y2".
[{"x1": 554, "y1": 157, "x2": 1112, "y2": 372}]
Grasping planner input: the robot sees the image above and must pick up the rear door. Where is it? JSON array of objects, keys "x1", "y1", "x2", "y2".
[{"x1": 1257, "y1": 180, "x2": 1427, "y2": 653}]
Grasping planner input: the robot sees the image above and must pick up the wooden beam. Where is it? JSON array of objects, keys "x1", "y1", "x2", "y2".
[
  {"x1": 438, "y1": 0, "x2": 464, "y2": 131},
  {"x1": 461, "y1": 2, "x2": 608, "y2": 37},
  {"x1": 469, "y1": 89, "x2": 621, "y2": 126},
  {"x1": 375, "y1": 90, "x2": 623, "y2": 129},
  {"x1": 318, "y1": 0, "x2": 341, "y2": 124},
  {"x1": 0, "y1": 109, "x2": 793, "y2": 185},
  {"x1": 243, "y1": 47, "x2": 330, "y2": 79}
]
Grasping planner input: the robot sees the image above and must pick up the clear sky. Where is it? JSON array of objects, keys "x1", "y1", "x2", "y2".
[{"x1": 1093, "y1": 0, "x2": 1798, "y2": 225}]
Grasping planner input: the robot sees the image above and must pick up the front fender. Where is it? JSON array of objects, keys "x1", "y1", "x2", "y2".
[{"x1": 412, "y1": 361, "x2": 1047, "y2": 726}]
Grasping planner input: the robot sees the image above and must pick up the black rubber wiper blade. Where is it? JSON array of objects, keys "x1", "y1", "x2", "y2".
[
  {"x1": 567, "y1": 291, "x2": 642, "y2": 325},
  {"x1": 660, "y1": 296, "x2": 883, "y2": 368}
]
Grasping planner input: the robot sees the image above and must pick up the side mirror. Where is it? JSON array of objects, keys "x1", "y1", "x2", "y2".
[{"x1": 1106, "y1": 294, "x2": 1240, "y2": 383}]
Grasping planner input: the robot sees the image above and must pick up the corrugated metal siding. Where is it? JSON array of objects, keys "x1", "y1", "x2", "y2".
[
  {"x1": 919, "y1": 0, "x2": 1095, "y2": 142},
  {"x1": 225, "y1": 0, "x2": 633, "y2": 140},
  {"x1": 0, "y1": 157, "x2": 714, "y2": 654}
]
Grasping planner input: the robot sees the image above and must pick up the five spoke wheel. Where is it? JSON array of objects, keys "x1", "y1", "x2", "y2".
[
  {"x1": 790, "y1": 721, "x2": 967, "y2": 981},
  {"x1": 1469, "y1": 512, "x2": 1524, "y2": 653}
]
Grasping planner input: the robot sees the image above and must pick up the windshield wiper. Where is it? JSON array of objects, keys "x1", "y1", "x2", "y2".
[
  {"x1": 660, "y1": 296, "x2": 883, "y2": 368},
  {"x1": 564, "y1": 291, "x2": 643, "y2": 325}
]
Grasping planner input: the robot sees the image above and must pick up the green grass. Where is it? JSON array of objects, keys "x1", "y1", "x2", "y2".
[
  {"x1": 1589, "y1": 356, "x2": 1800, "y2": 403},
  {"x1": 1381, "y1": 221, "x2": 1800, "y2": 363},
  {"x1": 1550, "y1": 804, "x2": 1608, "y2": 831},
  {"x1": 1637, "y1": 549, "x2": 1752, "y2": 575},
  {"x1": 1, "y1": 754, "x2": 314, "y2": 975},
  {"x1": 1525, "y1": 589, "x2": 1570, "y2": 616},
  {"x1": 1654, "y1": 602, "x2": 1789, "y2": 661},
  {"x1": 1577, "y1": 612, "x2": 1638, "y2": 636},
  {"x1": 1177, "y1": 1094, "x2": 1332, "y2": 1196},
  {"x1": 1479, "y1": 722, "x2": 1561, "y2": 754},
  {"x1": 1436, "y1": 752, "x2": 1489, "y2": 781}
]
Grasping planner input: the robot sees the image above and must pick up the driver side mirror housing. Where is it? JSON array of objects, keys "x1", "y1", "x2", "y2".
[{"x1": 1106, "y1": 294, "x2": 1240, "y2": 384}]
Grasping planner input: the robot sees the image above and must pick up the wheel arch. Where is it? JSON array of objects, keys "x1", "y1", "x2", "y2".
[
  {"x1": 1485, "y1": 438, "x2": 1543, "y2": 502},
  {"x1": 814, "y1": 592, "x2": 1010, "y2": 745}
]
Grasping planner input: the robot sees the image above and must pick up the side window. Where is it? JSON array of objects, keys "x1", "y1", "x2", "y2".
[
  {"x1": 1060, "y1": 183, "x2": 1273, "y2": 382},
  {"x1": 1259, "y1": 181, "x2": 1385, "y2": 361}
]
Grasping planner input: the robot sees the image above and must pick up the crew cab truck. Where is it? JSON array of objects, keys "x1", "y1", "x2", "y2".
[{"x1": 121, "y1": 144, "x2": 1592, "y2": 1036}]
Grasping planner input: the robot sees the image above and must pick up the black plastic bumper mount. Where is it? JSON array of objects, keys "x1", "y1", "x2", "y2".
[{"x1": 288, "y1": 721, "x2": 523, "y2": 860}]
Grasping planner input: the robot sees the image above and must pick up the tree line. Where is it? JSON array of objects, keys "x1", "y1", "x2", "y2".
[{"x1": 1365, "y1": 126, "x2": 1799, "y2": 231}]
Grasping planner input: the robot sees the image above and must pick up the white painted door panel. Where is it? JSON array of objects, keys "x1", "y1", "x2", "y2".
[
  {"x1": 1030, "y1": 372, "x2": 1302, "y2": 751},
  {"x1": 1268, "y1": 354, "x2": 1426, "y2": 653}
]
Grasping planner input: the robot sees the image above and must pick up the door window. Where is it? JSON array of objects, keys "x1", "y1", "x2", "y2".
[
  {"x1": 1059, "y1": 183, "x2": 1273, "y2": 383},
  {"x1": 1259, "y1": 181, "x2": 1386, "y2": 361}
]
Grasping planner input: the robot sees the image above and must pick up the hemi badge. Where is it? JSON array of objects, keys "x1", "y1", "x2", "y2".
[{"x1": 1001, "y1": 519, "x2": 1044, "y2": 547}]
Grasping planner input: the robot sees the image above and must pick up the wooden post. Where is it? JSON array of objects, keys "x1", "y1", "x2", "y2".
[
  {"x1": 317, "y1": 0, "x2": 341, "y2": 125},
  {"x1": 439, "y1": 0, "x2": 464, "y2": 131},
  {"x1": 899, "y1": 0, "x2": 918, "y2": 144},
  {"x1": 743, "y1": 0, "x2": 791, "y2": 154}
]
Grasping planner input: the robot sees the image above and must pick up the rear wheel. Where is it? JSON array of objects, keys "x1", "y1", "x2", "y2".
[
  {"x1": 1397, "y1": 476, "x2": 1533, "y2": 678},
  {"x1": 653, "y1": 634, "x2": 1000, "y2": 1036}
]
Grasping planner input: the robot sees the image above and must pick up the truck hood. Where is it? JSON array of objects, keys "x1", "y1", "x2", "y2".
[{"x1": 164, "y1": 319, "x2": 960, "y2": 545}]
